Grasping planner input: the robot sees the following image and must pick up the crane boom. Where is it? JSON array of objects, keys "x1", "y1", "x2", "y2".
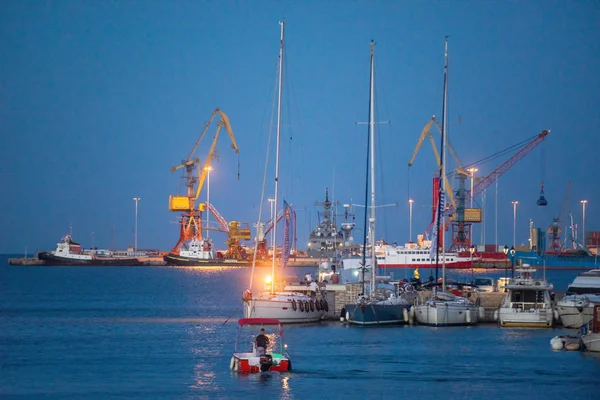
[
  {"x1": 470, "y1": 130, "x2": 550, "y2": 201},
  {"x1": 169, "y1": 108, "x2": 240, "y2": 212},
  {"x1": 408, "y1": 116, "x2": 459, "y2": 210}
]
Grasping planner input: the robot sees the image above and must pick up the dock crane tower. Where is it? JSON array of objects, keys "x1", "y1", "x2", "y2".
[
  {"x1": 168, "y1": 108, "x2": 240, "y2": 253},
  {"x1": 254, "y1": 205, "x2": 297, "y2": 260},
  {"x1": 548, "y1": 181, "x2": 571, "y2": 253},
  {"x1": 449, "y1": 130, "x2": 550, "y2": 250}
]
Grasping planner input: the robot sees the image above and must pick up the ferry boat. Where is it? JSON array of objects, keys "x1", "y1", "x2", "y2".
[
  {"x1": 375, "y1": 239, "x2": 477, "y2": 270},
  {"x1": 163, "y1": 238, "x2": 249, "y2": 266},
  {"x1": 38, "y1": 235, "x2": 142, "y2": 266}
]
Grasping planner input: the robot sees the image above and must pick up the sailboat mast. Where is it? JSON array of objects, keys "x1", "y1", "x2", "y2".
[
  {"x1": 369, "y1": 40, "x2": 376, "y2": 296},
  {"x1": 271, "y1": 21, "x2": 285, "y2": 294},
  {"x1": 441, "y1": 37, "x2": 449, "y2": 290}
]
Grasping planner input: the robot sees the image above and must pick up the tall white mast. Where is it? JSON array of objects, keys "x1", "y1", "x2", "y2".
[
  {"x1": 441, "y1": 38, "x2": 449, "y2": 290},
  {"x1": 271, "y1": 21, "x2": 285, "y2": 294},
  {"x1": 369, "y1": 40, "x2": 376, "y2": 296}
]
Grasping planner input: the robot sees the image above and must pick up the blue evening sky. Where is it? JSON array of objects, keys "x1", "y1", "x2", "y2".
[{"x1": 1, "y1": 1, "x2": 599, "y2": 253}]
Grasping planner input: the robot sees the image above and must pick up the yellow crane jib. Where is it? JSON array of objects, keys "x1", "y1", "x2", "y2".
[{"x1": 169, "y1": 108, "x2": 240, "y2": 212}]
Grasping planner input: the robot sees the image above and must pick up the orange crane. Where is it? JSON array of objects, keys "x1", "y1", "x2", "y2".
[
  {"x1": 169, "y1": 108, "x2": 240, "y2": 253},
  {"x1": 205, "y1": 203, "x2": 251, "y2": 260}
]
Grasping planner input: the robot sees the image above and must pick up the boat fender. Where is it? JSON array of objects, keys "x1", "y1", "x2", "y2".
[
  {"x1": 315, "y1": 300, "x2": 321, "y2": 311},
  {"x1": 305, "y1": 301, "x2": 310, "y2": 313},
  {"x1": 493, "y1": 309, "x2": 499, "y2": 322},
  {"x1": 345, "y1": 311, "x2": 350, "y2": 321},
  {"x1": 478, "y1": 306, "x2": 485, "y2": 320},
  {"x1": 409, "y1": 306, "x2": 415, "y2": 325},
  {"x1": 291, "y1": 299, "x2": 297, "y2": 311},
  {"x1": 403, "y1": 308, "x2": 409, "y2": 322},
  {"x1": 553, "y1": 309, "x2": 559, "y2": 322},
  {"x1": 466, "y1": 310, "x2": 471, "y2": 324},
  {"x1": 323, "y1": 300, "x2": 329, "y2": 312},
  {"x1": 310, "y1": 301, "x2": 315, "y2": 312},
  {"x1": 299, "y1": 300, "x2": 305, "y2": 312},
  {"x1": 230, "y1": 357, "x2": 236, "y2": 370},
  {"x1": 340, "y1": 307, "x2": 346, "y2": 322}
]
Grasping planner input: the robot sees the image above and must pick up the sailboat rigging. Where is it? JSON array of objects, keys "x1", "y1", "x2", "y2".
[
  {"x1": 342, "y1": 41, "x2": 411, "y2": 325},
  {"x1": 414, "y1": 38, "x2": 484, "y2": 326},
  {"x1": 242, "y1": 21, "x2": 324, "y2": 323}
]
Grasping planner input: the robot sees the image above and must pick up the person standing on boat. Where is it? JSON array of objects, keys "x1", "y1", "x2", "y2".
[
  {"x1": 413, "y1": 268, "x2": 420, "y2": 281},
  {"x1": 255, "y1": 328, "x2": 269, "y2": 355},
  {"x1": 309, "y1": 280, "x2": 318, "y2": 302}
]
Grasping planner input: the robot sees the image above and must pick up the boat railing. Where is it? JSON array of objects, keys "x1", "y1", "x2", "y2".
[{"x1": 510, "y1": 301, "x2": 548, "y2": 311}]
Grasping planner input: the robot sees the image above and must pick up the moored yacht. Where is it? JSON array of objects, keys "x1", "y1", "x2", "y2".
[
  {"x1": 556, "y1": 269, "x2": 600, "y2": 328},
  {"x1": 496, "y1": 266, "x2": 557, "y2": 328}
]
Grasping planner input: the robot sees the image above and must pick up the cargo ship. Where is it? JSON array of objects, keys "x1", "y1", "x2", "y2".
[
  {"x1": 38, "y1": 235, "x2": 142, "y2": 266},
  {"x1": 514, "y1": 226, "x2": 600, "y2": 270}
]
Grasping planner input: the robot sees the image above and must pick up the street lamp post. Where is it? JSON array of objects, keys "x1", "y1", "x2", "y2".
[
  {"x1": 268, "y1": 198, "x2": 275, "y2": 256},
  {"x1": 581, "y1": 200, "x2": 588, "y2": 243},
  {"x1": 204, "y1": 166, "x2": 213, "y2": 239},
  {"x1": 503, "y1": 245, "x2": 509, "y2": 280},
  {"x1": 509, "y1": 246, "x2": 516, "y2": 278},
  {"x1": 409, "y1": 199, "x2": 414, "y2": 243},
  {"x1": 133, "y1": 197, "x2": 141, "y2": 253},
  {"x1": 467, "y1": 167, "x2": 478, "y2": 208},
  {"x1": 469, "y1": 244, "x2": 476, "y2": 283},
  {"x1": 512, "y1": 201, "x2": 518, "y2": 248}
]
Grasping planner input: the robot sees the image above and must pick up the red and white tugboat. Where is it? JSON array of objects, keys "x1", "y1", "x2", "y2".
[{"x1": 230, "y1": 318, "x2": 291, "y2": 373}]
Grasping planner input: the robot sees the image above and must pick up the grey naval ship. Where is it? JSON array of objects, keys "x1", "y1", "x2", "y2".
[{"x1": 307, "y1": 188, "x2": 356, "y2": 259}]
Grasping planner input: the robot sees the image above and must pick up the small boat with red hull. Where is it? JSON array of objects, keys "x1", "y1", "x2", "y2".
[{"x1": 230, "y1": 318, "x2": 291, "y2": 373}]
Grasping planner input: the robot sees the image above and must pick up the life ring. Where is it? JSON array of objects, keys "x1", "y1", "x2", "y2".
[
  {"x1": 299, "y1": 300, "x2": 305, "y2": 312},
  {"x1": 243, "y1": 290, "x2": 252, "y2": 302},
  {"x1": 310, "y1": 301, "x2": 315, "y2": 312},
  {"x1": 398, "y1": 285, "x2": 405, "y2": 294},
  {"x1": 291, "y1": 299, "x2": 297, "y2": 311},
  {"x1": 315, "y1": 300, "x2": 321, "y2": 311},
  {"x1": 323, "y1": 300, "x2": 329, "y2": 312},
  {"x1": 404, "y1": 284, "x2": 414, "y2": 293},
  {"x1": 230, "y1": 357, "x2": 236, "y2": 370}
]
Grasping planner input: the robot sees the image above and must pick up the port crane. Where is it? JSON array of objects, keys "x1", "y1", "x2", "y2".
[
  {"x1": 449, "y1": 129, "x2": 550, "y2": 250},
  {"x1": 169, "y1": 108, "x2": 241, "y2": 253},
  {"x1": 547, "y1": 181, "x2": 571, "y2": 253},
  {"x1": 205, "y1": 203, "x2": 251, "y2": 260},
  {"x1": 254, "y1": 205, "x2": 297, "y2": 260}
]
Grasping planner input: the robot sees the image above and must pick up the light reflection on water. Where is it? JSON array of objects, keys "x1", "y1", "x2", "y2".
[{"x1": 1, "y1": 262, "x2": 600, "y2": 399}]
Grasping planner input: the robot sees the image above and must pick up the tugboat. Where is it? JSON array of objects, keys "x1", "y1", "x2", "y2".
[
  {"x1": 38, "y1": 235, "x2": 142, "y2": 266},
  {"x1": 163, "y1": 238, "x2": 249, "y2": 266}
]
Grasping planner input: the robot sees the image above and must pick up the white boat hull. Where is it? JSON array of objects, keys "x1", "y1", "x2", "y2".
[
  {"x1": 243, "y1": 297, "x2": 323, "y2": 323},
  {"x1": 557, "y1": 303, "x2": 595, "y2": 329},
  {"x1": 582, "y1": 333, "x2": 600, "y2": 352},
  {"x1": 414, "y1": 301, "x2": 482, "y2": 326},
  {"x1": 498, "y1": 307, "x2": 554, "y2": 328}
]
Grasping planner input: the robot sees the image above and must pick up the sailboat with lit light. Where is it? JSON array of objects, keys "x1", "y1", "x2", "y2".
[{"x1": 242, "y1": 21, "x2": 323, "y2": 323}]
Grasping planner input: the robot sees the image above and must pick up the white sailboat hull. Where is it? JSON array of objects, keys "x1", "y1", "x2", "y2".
[
  {"x1": 243, "y1": 296, "x2": 323, "y2": 323},
  {"x1": 414, "y1": 300, "x2": 481, "y2": 326}
]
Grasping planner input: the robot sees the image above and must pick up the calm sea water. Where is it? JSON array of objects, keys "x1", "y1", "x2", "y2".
[{"x1": 1, "y1": 256, "x2": 599, "y2": 399}]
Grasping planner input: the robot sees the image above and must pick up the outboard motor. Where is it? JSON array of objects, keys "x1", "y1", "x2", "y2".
[{"x1": 259, "y1": 354, "x2": 273, "y2": 372}]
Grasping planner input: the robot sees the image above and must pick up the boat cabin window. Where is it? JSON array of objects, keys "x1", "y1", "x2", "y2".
[
  {"x1": 511, "y1": 290, "x2": 545, "y2": 303},
  {"x1": 567, "y1": 286, "x2": 600, "y2": 295}
]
